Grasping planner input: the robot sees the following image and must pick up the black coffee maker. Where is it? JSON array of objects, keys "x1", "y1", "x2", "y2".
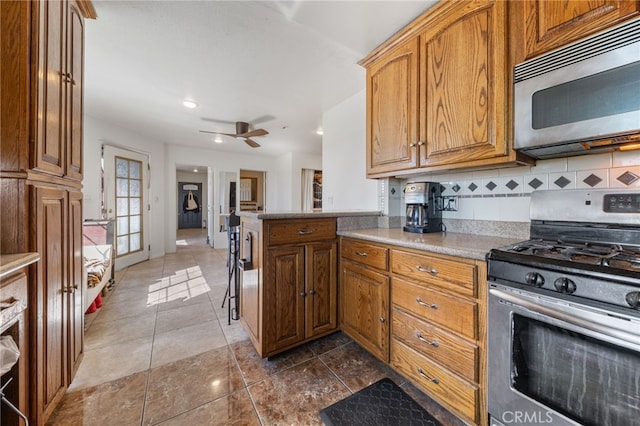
[{"x1": 403, "y1": 182, "x2": 442, "y2": 233}]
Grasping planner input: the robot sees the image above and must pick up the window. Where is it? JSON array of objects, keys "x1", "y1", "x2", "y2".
[{"x1": 115, "y1": 156, "x2": 143, "y2": 257}]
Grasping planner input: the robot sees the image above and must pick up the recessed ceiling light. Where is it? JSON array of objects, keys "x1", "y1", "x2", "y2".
[
  {"x1": 316, "y1": 128, "x2": 324, "y2": 135},
  {"x1": 214, "y1": 136, "x2": 223, "y2": 144},
  {"x1": 193, "y1": 168, "x2": 198, "y2": 173},
  {"x1": 182, "y1": 99, "x2": 198, "y2": 109}
]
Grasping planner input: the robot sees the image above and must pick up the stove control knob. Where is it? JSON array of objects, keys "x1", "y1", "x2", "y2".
[
  {"x1": 525, "y1": 272, "x2": 544, "y2": 287},
  {"x1": 554, "y1": 277, "x2": 576, "y2": 294},
  {"x1": 626, "y1": 292, "x2": 640, "y2": 309}
]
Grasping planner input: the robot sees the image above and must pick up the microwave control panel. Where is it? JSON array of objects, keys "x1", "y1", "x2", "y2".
[{"x1": 603, "y1": 194, "x2": 640, "y2": 213}]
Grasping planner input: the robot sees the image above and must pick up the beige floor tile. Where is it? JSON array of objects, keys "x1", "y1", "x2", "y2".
[
  {"x1": 150, "y1": 319, "x2": 227, "y2": 368},
  {"x1": 69, "y1": 336, "x2": 153, "y2": 391},
  {"x1": 155, "y1": 298, "x2": 216, "y2": 334},
  {"x1": 85, "y1": 311, "x2": 156, "y2": 350},
  {"x1": 93, "y1": 294, "x2": 159, "y2": 324}
]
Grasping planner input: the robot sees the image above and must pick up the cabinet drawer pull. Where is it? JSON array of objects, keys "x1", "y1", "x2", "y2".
[
  {"x1": 355, "y1": 251, "x2": 368, "y2": 257},
  {"x1": 416, "y1": 297, "x2": 438, "y2": 309},
  {"x1": 417, "y1": 367, "x2": 439, "y2": 384},
  {"x1": 297, "y1": 229, "x2": 313, "y2": 235},
  {"x1": 416, "y1": 265, "x2": 438, "y2": 275},
  {"x1": 415, "y1": 332, "x2": 439, "y2": 347}
]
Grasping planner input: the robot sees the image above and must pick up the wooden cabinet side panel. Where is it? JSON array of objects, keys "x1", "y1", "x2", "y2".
[
  {"x1": 340, "y1": 261, "x2": 390, "y2": 362},
  {"x1": 32, "y1": 186, "x2": 68, "y2": 424},
  {"x1": 0, "y1": 1, "x2": 31, "y2": 173},
  {"x1": 240, "y1": 221, "x2": 262, "y2": 351},
  {"x1": 265, "y1": 245, "x2": 305, "y2": 353},
  {"x1": 68, "y1": 190, "x2": 83, "y2": 381},
  {"x1": 306, "y1": 241, "x2": 337, "y2": 337},
  {"x1": 0, "y1": 179, "x2": 29, "y2": 253}
]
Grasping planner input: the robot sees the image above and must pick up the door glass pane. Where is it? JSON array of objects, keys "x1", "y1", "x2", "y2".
[
  {"x1": 117, "y1": 217, "x2": 129, "y2": 235},
  {"x1": 117, "y1": 198, "x2": 129, "y2": 216},
  {"x1": 130, "y1": 215, "x2": 141, "y2": 233},
  {"x1": 130, "y1": 233, "x2": 141, "y2": 251},
  {"x1": 130, "y1": 180, "x2": 140, "y2": 197},
  {"x1": 115, "y1": 156, "x2": 144, "y2": 257},
  {"x1": 116, "y1": 158, "x2": 128, "y2": 178},
  {"x1": 117, "y1": 178, "x2": 129, "y2": 196}
]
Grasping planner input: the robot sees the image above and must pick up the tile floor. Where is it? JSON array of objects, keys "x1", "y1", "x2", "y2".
[{"x1": 47, "y1": 229, "x2": 465, "y2": 426}]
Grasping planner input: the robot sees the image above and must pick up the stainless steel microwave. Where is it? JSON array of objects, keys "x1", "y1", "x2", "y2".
[{"x1": 514, "y1": 18, "x2": 640, "y2": 159}]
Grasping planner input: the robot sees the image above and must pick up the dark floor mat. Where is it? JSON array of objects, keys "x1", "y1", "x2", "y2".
[{"x1": 320, "y1": 378, "x2": 443, "y2": 426}]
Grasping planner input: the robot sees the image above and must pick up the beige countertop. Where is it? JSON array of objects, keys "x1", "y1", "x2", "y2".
[
  {"x1": 0, "y1": 252, "x2": 40, "y2": 279},
  {"x1": 236, "y1": 210, "x2": 381, "y2": 220},
  {"x1": 338, "y1": 228, "x2": 523, "y2": 260}
]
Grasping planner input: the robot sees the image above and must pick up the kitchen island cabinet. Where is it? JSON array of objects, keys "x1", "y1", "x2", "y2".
[
  {"x1": 361, "y1": 0, "x2": 533, "y2": 178},
  {"x1": 239, "y1": 215, "x2": 341, "y2": 358}
]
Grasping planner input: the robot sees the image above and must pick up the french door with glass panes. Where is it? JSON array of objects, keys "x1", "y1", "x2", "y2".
[{"x1": 103, "y1": 145, "x2": 149, "y2": 268}]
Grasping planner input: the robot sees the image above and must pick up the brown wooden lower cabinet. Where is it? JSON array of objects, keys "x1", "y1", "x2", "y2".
[
  {"x1": 240, "y1": 217, "x2": 338, "y2": 358},
  {"x1": 339, "y1": 236, "x2": 488, "y2": 426}
]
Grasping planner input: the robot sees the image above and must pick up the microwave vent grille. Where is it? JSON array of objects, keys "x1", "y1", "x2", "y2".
[{"x1": 515, "y1": 18, "x2": 640, "y2": 82}]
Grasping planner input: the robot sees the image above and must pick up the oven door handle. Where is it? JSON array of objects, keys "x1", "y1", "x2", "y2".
[{"x1": 490, "y1": 288, "x2": 640, "y2": 348}]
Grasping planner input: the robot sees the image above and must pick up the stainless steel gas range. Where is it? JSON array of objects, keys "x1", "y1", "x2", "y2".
[{"x1": 486, "y1": 188, "x2": 640, "y2": 426}]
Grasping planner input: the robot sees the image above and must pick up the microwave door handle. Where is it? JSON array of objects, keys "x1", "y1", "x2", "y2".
[{"x1": 489, "y1": 288, "x2": 640, "y2": 350}]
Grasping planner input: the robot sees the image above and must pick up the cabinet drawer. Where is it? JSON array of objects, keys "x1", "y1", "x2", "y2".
[
  {"x1": 392, "y1": 307, "x2": 477, "y2": 382},
  {"x1": 392, "y1": 278, "x2": 477, "y2": 340},
  {"x1": 266, "y1": 219, "x2": 336, "y2": 245},
  {"x1": 391, "y1": 249, "x2": 476, "y2": 297},
  {"x1": 341, "y1": 238, "x2": 388, "y2": 271},
  {"x1": 391, "y1": 339, "x2": 478, "y2": 424}
]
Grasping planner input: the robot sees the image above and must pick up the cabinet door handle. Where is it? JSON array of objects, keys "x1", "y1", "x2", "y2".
[
  {"x1": 417, "y1": 367, "x2": 439, "y2": 384},
  {"x1": 416, "y1": 265, "x2": 438, "y2": 275},
  {"x1": 417, "y1": 140, "x2": 425, "y2": 146},
  {"x1": 63, "y1": 287, "x2": 75, "y2": 294},
  {"x1": 308, "y1": 290, "x2": 316, "y2": 295},
  {"x1": 409, "y1": 142, "x2": 417, "y2": 148},
  {"x1": 298, "y1": 229, "x2": 313, "y2": 235},
  {"x1": 416, "y1": 297, "x2": 438, "y2": 309},
  {"x1": 300, "y1": 291, "x2": 306, "y2": 297},
  {"x1": 379, "y1": 317, "x2": 385, "y2": 323},
  {"x1": 415, "y1": 332, "x2": 439, "y2": 347},
  {"x1": 355, "y1": 251, "x2": 368, "y2": 257}
]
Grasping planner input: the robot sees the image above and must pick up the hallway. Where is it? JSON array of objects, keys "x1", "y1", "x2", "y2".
[{"x1": 48, "y1": 229, "x2": 461, "y2": 425}]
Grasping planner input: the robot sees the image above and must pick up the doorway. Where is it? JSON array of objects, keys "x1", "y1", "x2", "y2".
[
  {"x1": 239, "y1": 169, "x2": 265, "y2": 211},
  {"x1": 178, "y1": 182, "x2": 202, "y2": 229}
]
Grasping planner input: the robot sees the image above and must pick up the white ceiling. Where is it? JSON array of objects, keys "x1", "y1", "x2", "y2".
[{"x1": 85, "y1": 1, "x2": 437, "y2": 158}]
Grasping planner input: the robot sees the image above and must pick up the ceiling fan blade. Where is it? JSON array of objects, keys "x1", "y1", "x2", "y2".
[
  {"x1": 220, "y1": 132, "x2": 239, "y2": 137},
  {"x1": 244, "y1": 138, "x2": 261, "y2": 148},
  {"x1": 199, "y1": 130, "x2": 218, "y2": 134},
  {"x1": 239, "y1": 129, "x2": 268, "y2": 138},
  {"x1": 249, "y1": 114, "x2": 276, "y2": 125}
]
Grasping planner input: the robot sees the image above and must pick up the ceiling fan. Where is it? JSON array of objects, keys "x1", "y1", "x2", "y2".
[{"x1": 200, "y1": 120, "x2": 270, "y2": 148}]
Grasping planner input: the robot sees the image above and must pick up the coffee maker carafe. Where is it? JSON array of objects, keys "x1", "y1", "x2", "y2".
[{"x1": 403, "y1": 182, "x2": 442, "y2": 233}]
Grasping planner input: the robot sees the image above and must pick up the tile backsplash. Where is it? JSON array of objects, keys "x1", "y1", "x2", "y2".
[{"x1": 385, "y1": 150, "x2": 640, "y2": 229}]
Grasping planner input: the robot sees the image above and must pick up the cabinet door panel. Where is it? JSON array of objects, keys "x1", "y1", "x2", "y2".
[
  {"x1": 306, "y1": 241, "x2": 337, "y2": 337},
  {"x1": 265, "y1": 246, "x2": 305, "y2": 353},
  {"x1": 340, "y1": 261, "x2": 390, "y2": 362},
  {"x1": 33, "y1": 186, "x2": 68, "y2": 422},
  {"x1": 35, "y1": 0, "x2": 65, "y2": 176},
  {"x1": 65, "y1": 2, "x2": 84, "y2": 180},
  {"x1": 422, "y1": 3, "x2": 508, "y2": 166},
  {"x1": 366, "y1": 39, "x2": 419, "y2": 176},
  {"x1": 520, "y1": 0, "x2": 640, "y2": 60}
]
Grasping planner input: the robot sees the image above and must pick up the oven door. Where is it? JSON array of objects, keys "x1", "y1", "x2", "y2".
[{"x1": 488, "y1": 283, "x2": 640, "y2": 426}]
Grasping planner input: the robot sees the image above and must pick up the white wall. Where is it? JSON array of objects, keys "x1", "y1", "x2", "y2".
[
  {"x1": 83, "y1": 115, "x2": 166, "y2": 259},
  {"x1": 322, "y1": 89, "x2": 378, "y2": 210}
]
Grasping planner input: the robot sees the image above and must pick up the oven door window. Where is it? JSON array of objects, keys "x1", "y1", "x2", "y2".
[{"x1": 511, "y1": 314, "x2": 640, "y2": 426}]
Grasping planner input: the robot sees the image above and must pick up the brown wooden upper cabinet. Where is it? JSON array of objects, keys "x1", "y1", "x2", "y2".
[
  {"x1": 362, "y1": 0, "x2": 534, "y2": 178},
  {"x1": 513, "y1": 0, "x2": 640, "y2": 63}
]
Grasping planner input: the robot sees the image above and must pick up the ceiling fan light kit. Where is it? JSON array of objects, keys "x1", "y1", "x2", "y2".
[{"x1": 200, "y1": 120, "x2": 269, "y2": 148}]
